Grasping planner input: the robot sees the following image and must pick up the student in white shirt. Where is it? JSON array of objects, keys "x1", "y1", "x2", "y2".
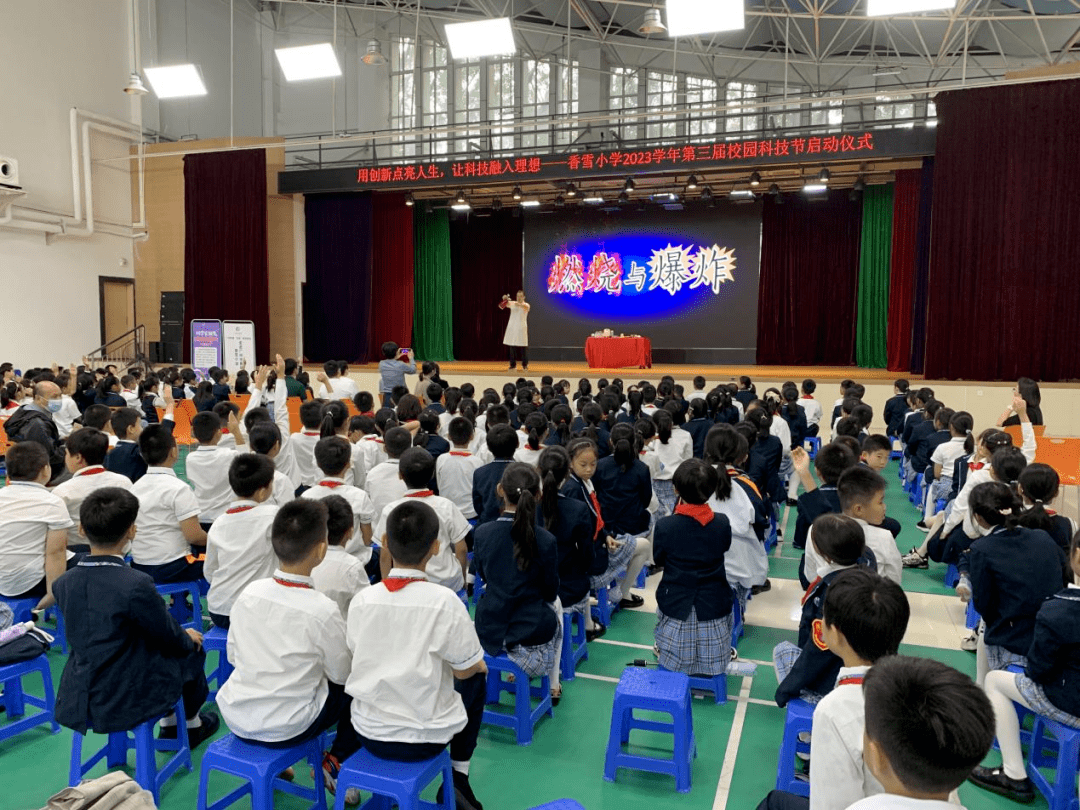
[
  {"x1": 291, "y1": 399, "x2": 327, "y2": 489},
  {"x1": 345, "y1": 499, "x2": 488, "y2": 810},
  {"x1": 841, "y1": 656, "x2": 993, "y2": 810},
  {"x1": 513, "y1": 412, "x2": 548, "y2": 468},
  {"x1": 53, "y1": 428, "x2": 133, "y2": 552},
  {"x1": 346, "y1": 415, "x2": 376, "y2": 489},
  {"x1": 312, "y1": 494, "x2": 369, "y2": 618},
  {"x1": 187, "y1": 411, "x2": 246, "y2": 529},
  {"x1": 651, "y1": 406, "x2": 693, "y2": 516},
  {"x1": 799, "y1": 379, "x2": 823, "y2": 437},
  {"x1": 204, "y1": 454, "x2": 279, "y2": 628},
  {"x1": 216, "y1": 499, "x2": 360, "y2": 790},
  {"x1": 119, "y1": 374, "x2": 140, "y2": 407},
  {"x1": 374, "y1": 447, "x2": 471, "y2": 591},
  {"x1": 687, "y1": 375, "x2": 708, "y2": 403},
  {"x1": 314, "y1": 362, "x2": 359, "y2": 401},
  {"x1": 436, "y1": 417, "x2": 484, "y2": 521},
  {"x1": 302, "y1": 437, "x2": 376, "y2": 573},
  {"x1": 364, "y1": 427, "x2": 412, "y2": 520},
  {"x1": 246, "y1": 422, "x2": 298, "y2": 506},
  {"x1": 129, "y1": 424, "x2": 207, "y2": 583},
  {"x1": 52, "y1": 374, "x2": 83, "y2": 439},
  {"x1": 0, "y1": 442, "x2": 75, "y2": 607}
]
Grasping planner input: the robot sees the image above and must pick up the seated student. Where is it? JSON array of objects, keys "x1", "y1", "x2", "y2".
[
  {"x1": 423, "y1": 381, "x2": 447, "y2": 414},
  {"x1": 472, "y1": 424, "x2": 519, "y2": 525},
  {"x1": 217, "y1": 500, "x2": 359, "y2": 785},
  {"x1": 437, "y1": 417, "x2": 484, "y2": 522},
  {"x1": 834, "y1": 416, "x2": 863, "y2": 441},
  {"x1": 538, "y1": 445, "x2": 595, "y2": 626},
  {"x1": 54, "y1": 487, "x2": 218, "y2": 746},
  {"x1": 790, "y1": 443, "x2": 857, "y2": 551},
  {"x1": 756, "y1": 569, "x2": 910, "y2": 810},
  {"x1": 375, "y1": 447, "x2": 471, "y2": 592},
  {"x1": 94, "y1": 375, "x2": 127, "y2": 407},
  {"x1": 377, "y1": 342, "x2": 416, "y2": 406},
  {"x1": 414, "y1": 411, "x2": 450, "y2": 480},
  {"x1": 919, "y1": 411, "x2": 972, "y2": 527},
  {"x1": 118, "y1": 374, "x2": 140, "y2": 407},
  {"x1": 209, "y1": 367, "x2": 231, "y2": 403},
  {"x1": 734, "y1": 375, "x2": 757, "y2": 410},
  {"x1": 130, "y1": 424, "x2": 208, "y2": 583},
  {"x1": 204, "y1": 454, "x2": 279, "y2": 628},
  {"x1": 903, "y1": 400, "x2": 942, "y2": 484},
  {"x1": 859, "y1": 435, "x2": 891, "y2": 473},
  {"x1": 193, "y1": 381, "x2": 218, "y2": 413},
  {"x1": 355, "y1": 410, "x2": 396, "y2": 487},
  {"x1": 1017, "y1": 463, "x2": 1075, "y2": 552},
  {"x1": 900, "y1": 388, "x2": 933, "y2": 446},
  {"x1": 53, "y1": 428, "x2": 133, "y2": 553},
  {"x1": 744, "y1": 408, "x2": 785, "y2": 505},
  {"x1": 654, "y1": 459, "x2": 735, "y2": 678},
  {"x1": 774, "y1": 514, "x2": 876, "y2": 707},
  {"x1": 799, "y1": 379, "x2": 823, "y2": 438},
  {"x1": 103, "y1": 407, "x2": 146, "y2": 482},
  {"x1": 212, "y1": 401, "x2": 242, "y2": 450},
  {"x1": 651, "y1": 407, "x2": 694, "y2": 515},
  {"x1": 780, "y1": 386, "x2": 809, "y2": 452},
  {"x1": 187, "y1": 411, "x2": 246, "y2": 531},
  {"x1": 139, "y1": 376, "x2": 165, "y2": 425},
  {"x1": 849, "y1": 656, "x2": 994, "y2": 810},
  {"x1": 343, "y1": 501, "x2": 487, "y2": 810},
  {"x1": 247, "y1": 422, "x2": 299, "y2": 506},
  {"x1": 682, "y1": 398, "x2": 714, "y2": 460},
  {"x1": 315, "y1": 360, "x2": 359, "y2": 401},
  {"x1": 882, "y1": 379, "x2": 909, "y2": 439},
  {"x1": 312, "y1": 494, "x2": 369, "y2": 618},
  {"x1": 365, "y1": 426, "x2": 412, "y2": 520},
  {"x1": 0, "y1": 442, "x2": 75, "y2": 607},
  {"x1": 514, "y1": 411, "x2": 549, "y2": 467},
  {"x1": 290, "y1": 399, "x2": 328, "y2": 491},
  {"x1": 353, "y1": 390, "x2": 376, "y2": 419},
  {"x1": 966, "y1": 481, "x2": 1066, "y2": 685},
  {"x1": 971, "y1": 529, "x2": 1080, "y2": 803},
  {"x1": 302, "y1": 437, "x2": 377, "y2": 577},
  {"x1": 474, "y1": 463, "x2": 562, "y2": 701}
]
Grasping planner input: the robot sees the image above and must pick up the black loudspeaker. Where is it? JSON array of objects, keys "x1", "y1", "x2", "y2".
[
  {"x1": 160, "y1": 342, "x2": 182, "y2": 363},
  {"x1": 160, "y1": 291, "x2": 185, "y2": 323},
  {"x1": 160, "y1": 322, "x2": 183, "y2": 345}
]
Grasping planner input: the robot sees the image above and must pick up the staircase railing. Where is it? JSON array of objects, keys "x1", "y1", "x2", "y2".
[{"x1": 85, "y1": 324, "x2": 149, "y2": 374}]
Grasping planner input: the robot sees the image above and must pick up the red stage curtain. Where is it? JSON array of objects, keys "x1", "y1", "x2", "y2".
[
  {"x1": 756, "y1": 191, "x2": 863, "y2": 366},
  {"x1": 183, "y1": 150, "x2": 269, "y2": 363},
  {"x1": 886, "y1": 168, "x2": 921, "y2": 372},
  {"x1": 371, "y1": 193, "x2": 415, "y2": 360},
  {"x1": 449, "y1": 210, "x2": 524, "y2": 360},
  {"x1": 924, "y1": 79, "x2": 1080, "y2": 381}
]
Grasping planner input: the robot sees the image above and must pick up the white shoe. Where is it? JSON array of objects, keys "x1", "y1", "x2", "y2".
[
  {"x1": 960, "y1": 633, "x2": 978, "y2": 652},
  {"x1": 955, "y1": 577, "x2": 972, "y2": 603}
]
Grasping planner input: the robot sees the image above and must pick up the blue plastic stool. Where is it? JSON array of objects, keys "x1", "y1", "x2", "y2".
[
  {"x1": 804, "y1": 436, "x2": 821, "y2": 460},
  {"x1": 657, "y1": 663, "x2": 727, "y2": 706},
  {"x1": 203, "y1": 626, "x2": 233, "y2": 702},
  {"x1": 775, "y1": 698, "x2": 814, "y2": 797},
  {"x1": 732, "y1": 591, "x2": 744, "y2": 646},
  {"x1": 0, "y1": 596, "x2": 67, "y2": 653},
  {"x1": 965, "y1": 601, "x2": 980, "y2": 630},
  {"x1": 69, "y1": 697, "x2": 192, "y2": 805},
  {"x1": 592, "y1": 583, "x2": 619, "y2": 629},
  {"x1": 560, "y1": 611, "x2": 588, "y2": 682},
  {"x1": 635, "y1": 566, "x2": 648, "y2": 589},
  {"x1": 197, "y1": 732, "x2": 326, "y2": 810},
  {"x1": 482, "y1": 653, "x2": 554, "y2": 746},
  {"x1": 944, "y1": 564, "x2": 959, "y2": 588},
  {"x1": 471, "y1": 574, "x2": 485, "y2": 608},
  {"x1": 528, "y1": 802, "x2": 586, "y2": 810},
  {"x1": 765, "y1": 508, "x2": 778, "y2": 553},
  {"x1": 0, "y1": 654, "x2": 60, "y2": 741},
  {"x1": 604, "y1": 667, "x2": 696, "y2": 793},
  {"x1": 157, "y1": 581, "x2": 204, "y2": 630},
  {"x1": 332, "y1": 747, "x2": 455, "y2": 810},
  {"x1": 1026, "y1": 714, "x2": 1080, "y2": 810}
]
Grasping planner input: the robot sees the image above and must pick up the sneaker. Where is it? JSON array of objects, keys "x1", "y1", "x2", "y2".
[
  {"x1": 730, "y1": 647, "x2": 739, "y2": 661},
  {"x1": 322, "y1": 753, "x2": 360, "y2": 804},
  {"x1": 968, "y1": 766, "x2": 1036, "y2": 803},
  {"x1": 751, "y1": 579, "x2": 772, "y2": 595},
  {"x1": 960, "y1": 632, "x2": 978, "y2": 652},
  {"x1": 916, "y1": 520, "x2": 930, "y2": 532},
  {"x1": 956, "y1": 577, "x2": 972, "y2": 602},
  {"x1": 901, "y1": 549, "x2": 928, "y2": 569},
  {"x1": 186, "y1": 711, "x2": 220, "y2": 749}
]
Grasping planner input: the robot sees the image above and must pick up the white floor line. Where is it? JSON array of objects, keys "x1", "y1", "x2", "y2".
[
  {"x1": 572, "y1": 672, "x2": 620, "y2": 684},
  {"x1": 713, "y1": 675, "x2": 754, "y2": 810},
  {"x1": 594, "y1": 638, "x2": 655, "y2": 651}
]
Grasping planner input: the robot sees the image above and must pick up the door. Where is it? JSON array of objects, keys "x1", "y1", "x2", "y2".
[{"x1": 99, "y1": 277, "x2": 135, "y2": 357}]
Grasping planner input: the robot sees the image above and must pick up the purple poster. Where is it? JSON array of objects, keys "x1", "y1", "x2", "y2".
[{"x1": 190, "y1": 320, "x2": 223, "y2": 376}]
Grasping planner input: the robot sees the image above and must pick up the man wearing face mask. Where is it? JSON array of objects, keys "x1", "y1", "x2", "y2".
[{"x1": 4, "y1": 381, "x2": 69, "y2": 484}]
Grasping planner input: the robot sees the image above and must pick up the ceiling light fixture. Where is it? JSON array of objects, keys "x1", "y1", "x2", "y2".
[
  {"x1": 803, "y1": 183, "x2": 828, "y2": 193},
  {"x1": 686, "y1": 175, "x2": 699, "y2": 190},
  {"x1": 618, "y1": 191, "x2": 630, "y2": 204},
  {"x1": 818, "y1": 167, "x2": 831, "y2": 183},
  {"x1": 749, "y1": 171, "x2": 761, "y2": 186},
  {"x1": 624, "y1": 177, "x2": 636, "y2": 192},
  {"x1": 445, "y1": 18, "x2": 516, "y2": 59},
  {"x1": 867, "y1": 0, "x2": 955, "y2": 17},
  {"x1": 404, "y1": 192, "x2": 415, "y2": 207},
  {"x1": 511, "y1": 186, "x2": 522, "y2": 201},
  {"x1": 555, "y1": 195, "x2": 565, "y2": 208},
  {"x1": 665, "y1": 0, "x2": 745, "y2": 37},
  {"x1": 123, "y1": 72, "x2": 149, "y2": 96},
  {"x1": 520, "y1": 199, "x2": 542, "y2": 208},
  {"x1": 565, "y1": 182, "x2": 577, "y2": 197},
  {"x1": 853, "y1": 176, "x2": 867, "y2": 192},
  {"x1": 492, "y1": 198, "x2": 503, "y2": 211},
  {"x1": 700, "y1": 186, "x2": 713, "y2": 201},
  {"x1": 729, "y1": 189, "x2": 755, "y2": 198},
  {"x1": 362, "y1": 40, "x2": 388, "y2": 66},
  {"x1": 275, "y1": 43, "x2": 342, "y2": 81},
  {"x1": 768, "y1": 183, "x2": 781, "y2": 196},
  {"x1": 638, "y1": 7, "x2": 667, "y2": 34},
  {"x1": 144, "y1": 64, "x2": 208, "y2": 98},
  {"x1": 583, "y1": 194, "x2": 604, "y2": 204}
]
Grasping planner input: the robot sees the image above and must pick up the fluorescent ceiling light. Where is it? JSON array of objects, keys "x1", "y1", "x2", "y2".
[
  {"x1": 451, "y1": 202, "x2": 472, "y2": 211},
  {"x1": 275, "y1": 43, "x2": 342, "y2": 81},
  {"x1": 144, "y1": 64, "x2": 207, "y2": 99},
  {"x1": 803, "y1": 183, "x2": 828, "y2": 193},
  {"x1": 520, "y1": 200, "x2": 542, "y2": 208},
  {"x1": 583, "y1": 195, "x2": 605, "y2": 204},
  {"x1": 866, "y1": 0, "x2": 955, "y2": 16},
  {"x1": 445, "y1": 18, "x2": 516, "y2": 60},
  {"x1": 665, "y1": 0, "x2": 744, "y2": 37},
  {"x1": 729, "y1": 189, "x2": 755, "y2": 198}
]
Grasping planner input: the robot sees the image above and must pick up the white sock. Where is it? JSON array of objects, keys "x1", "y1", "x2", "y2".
[
  {"x1": 186, "y1": 715, "x2": 203, "y2": 729},
  {"x1": 159, "y1": 713, "x2": 177, "y2": 727},
  {"x1": 451, "y1": 760, "x2": 469, "y2": 776}
]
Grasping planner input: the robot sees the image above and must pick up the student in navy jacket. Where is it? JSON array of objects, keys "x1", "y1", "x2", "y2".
[
  {"x1": 681, "y1": 399, "x2": 713, "y2": 460},
  {"x1": 105, "y1": 395, "x2": 175, "y2": 483},
  {"x1": 743, "y1": 408, "x2": 784, "y2": 504},
  {"x1": 471, "y1": 424, "x2": 518, "y2": 525},
  {"x1": 1018, "y1": 464, "x2": 1075, "y2": 553},
  {"x1": 883, "y1": 381, "x2": 910, "y2": 438},
  {"x1": 904, "y1": 400, "x2": 941, "y2": 479},
  {"x1": 538, "y1": 446, "x2": 595, "y2": 615},
  {"x1": 53, "y1": 487, "x2": 217, "y2": 743},
  {"x1": 789, "y1": 443, "x2": 856, "y2": 553}
]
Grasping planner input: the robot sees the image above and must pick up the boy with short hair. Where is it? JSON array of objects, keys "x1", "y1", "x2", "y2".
[
  {"x1": 212, "y1": 401, "x2": 242, "y2": 450},
  {"x1": 204, "y1": 454, "x2": 279, "y2": 628},
  {"x1": 312, "y1": 494, "x2": 368, "y2": 617},
  {"x1": 774, "y1": 514, "x2": 875, "y2": 707},
  {"x1": 800, "y1": 379, "x2": 822, "y2": 438},
  {"x1": 851, "y1": 656, "x2": 993, "y2": 810},
  {"x1": 860, "y1": 435, "x2": 891, "y2": 472},
  {"x1": 291, "y1": 399, "x2": 326, "y2": 490},
  {"x1": 790, "y1": 443, "x2": 857, "y2": 551},
  {"x1": 471, "y1": 424, "x2": 519, "y2": 525},
  {"x1": 688, "y1": 375, "x2": 707, "y2": 403},
  {"x1": 105, "y1": 408, "x2": 146, "y2": 481},
  {"x1": 375, "y1": 447, "x2": 471, "y2": 591},
  {"x1": 53, "y1": 427, "x2": 133, "y2": 552},
  {"x1": 187, "y1": 410, "x2": 246, "y2": 531},
  {"x1": 316, "y1": 360, "x2": 359, "y2": 401},
  {"x1": 345, "y1": 500, "x2": 487, "y2": 810},
  {"x1": 130, "y1": 424, "x2": 207, "y2": 583},
  {"x1": 302, "y1": 437, "x2": 376, "y2": 572},
  {"x1": 246, "y1": 422, "x2": 297, "y2": 506},
  {"x1": 883, "y1": 380, "x2": 909, "y2": 439},
  {"x1": 81, "y1": 404, "x2": 117, "y2": 447},
  {"x1": 54, "y1": 487, "x2": 218, "y2": 746},
  {"x1": 437, "y1": 417, "x2": 483, "y2": 522},
  {"x1": 364, "y1": 426, "x2": 412, "y2": 519}
]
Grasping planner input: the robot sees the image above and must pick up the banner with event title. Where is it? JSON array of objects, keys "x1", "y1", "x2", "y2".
[{"x1": 278, "y1": 127, "x2": 936, "y2": 195}]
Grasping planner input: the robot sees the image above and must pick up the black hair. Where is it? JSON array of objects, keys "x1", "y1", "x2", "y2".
[
  {"x1": 640, "y1": 383, "x2": 657, "y2": 405},
  {"x1": 538, "y1": 445, "x2": 571, "y2": 531},
  {"x1": 386, "y1": 500, "x2": 440, "y2": 564},
  {"x1": 139, "y1": 423, "x2": 177, "y2": 466},
  {"x1": 383, "y1": 426, "x2": 413, "y2": 459},
  {"x1": 314, "y1": 436, "x2": 352, "y2": 478},
  {"x1": 833, "y1": 435, "x2": 862, "y2": 458},
  {"x1": 248, "y1": 422, "x2": 282, "y2": 456},
  {"x1": 106, "y1": 406, "x2": 139, "y2": 440},
  {"x1": 1017, "y1": 377, "x2": 1041, "y2": 408},
  {"x1": 212, "y1": 401, "x2": 239, "y2": 425},
  {"x1": 579, "y1": 401, "x2": 604, "y2": 446},
  {"x1": 322, "y1": 494, "x2": 354, "y2": 547},
  {"x1": 6, "y1": 441, "x2": 49, "y2": 481},
  {"x1": 500, "y1": 462, "x2": 542, "y2": 571},
  {"x1": 743, "y1": 407, "x2": 772, "y2": 441},
  {"x1": 609, "y1": 422, "x2": 638, "y2": 472},
  {"x1": 191, "y1": 411, "x2": 223, "y2": 444},
  {"x1": 96, "y1": 374, "x2": 121, "y2": 400},
  {"x1": 486, "y1": 424, "x2": 519, "y2": 460},
  {"x1": 949, "y1": 411, "x2": 975, "y2": 454},
  {"x1": 80, "y1": 487, "x2": 140, "y2": 546},
  {"x1": 233, "y1": 371, "x2": 250, "y2": 395},
  {"x1": 381, "y1": 341, "x2": 399, "y2": 359},
  {"x1": 693, "y1": 375, "x2": 706, "y2": 391},
  {"x1": 354, "y1": 391, "x2": 374, "y2": 413},
  {"x1": 523, "y1": 411, "x2": 548, "y2": 452},
  {"x1": 443, "y1": 388, "x2": 463, "y2": 416},
  {"x1": 811, "y1": 513, "x2": 866, "y2": 565},
  {"x1": 425, "y1": 381, "x2": 444, "y2": 405},
  {"x1": 823, "y1": 568, "x2": 910, "y2": 662},
  {"x1": 299, "y1": 400, "x2": 324, "y2": 430},
  {"x1": 321, "y1": 360, "x2": 339, "y2": 378},
  {"x1": 548, "y1": 404, "x2": 573, "y2": 447},
  {"x1": 932, "y1": 406, "x2": 954, "y2": 432},
  {"x1": 566, "y1": 437, "x2": 598, "y2": 464},
  {"x1": 915, "y1": 386, "x2": 935, "y2": 405},
  {"x1": 990, "y1": 446, "x2": 1028, "y2": 490},
  {"x1": 894, "y1": 378, "x2": 909, "y2": 393},
  {"x1": 396, "y1": 394, "x2": 423, "y2": 424},
  {"x1": 861, "y1": 434, "x2": 891, "y2": 456},
  {"x1": 834, "y1": 416, "x2": 862, "y2": 439},
  {"x1": 652, "y1": 408, "x2": 674, "y2": 445},
  {"x1": 448, "y1": 416, "x2": 474, "y2": 446},
  {"x1": 863, "y1": 656, "x2": 994, "y2": 795},
  {"x1": 193, "y1": 380, "x2": 215, "y2": 407},
  {"x1": 980, "y1": 428, "x2": 1013, "y2": 458},
  {"x1": 66, "y1": 427, "x2": 110, "y2": 466},
  {"x1": 390, "y1": 385, "x2": 409, "y2": 406},
  {"x1": 229, "y1": 453, "x2": 275, "y2": 498},
  {"x1": 673, "y1": 458, "x2": 718, "y2": 506},
  {"x1": 802, "y1": 378, "x2": 817, "y2": 395},
  {"x1": 486, "y1": 403, "x2": 511, "y2": 428},
  {"x1": 838, "y1": 465, "x2": 887, "y2": 512},
  {"x1": 1018, "y1": 463, "x2": 1060, "y2": 535},
  {"x1": 320, "y1": 400, "x2": 348, "y2": 439},
  {"x1": 272, "y1": 500, "x2": 328, "y2": 564},
  {"x1": 374, "y1": 407, "x2": 398, "y2": 436},
  {"x1": 399, "y1": 446, "x2": 436, "y2": 489},
  {"x1": 349, "y1": 415, "x2": 375, "y2": 436},
  {"x1": 841, "y1": 396, "x2": 861, "y2": 416},
  {"x1": 664, "y1": 398, "x2": 685, "y2": 427},
  {"x1": 739, "y1": 375, "x2": 753, "y2": 391},
  {"x1": 970, "y1": 480, "x2": 1023, "y2": 529},
  {"x1": 850, "y1": 403, "x2": 874, "y2": 430},
  {"x1": 703, "y1": 424, "x2": 746, "y2": 502},
  {"x1": 575, "y1": 378, "x2": 592, "y2": 400}
]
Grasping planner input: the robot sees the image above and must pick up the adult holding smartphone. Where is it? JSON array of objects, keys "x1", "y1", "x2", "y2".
[
  {"x1": 377, "y1": 342, "x2": 416, "y2": 406},
  {"x1": 500, "y1": 291, "x2": 531, "y2": 371}
]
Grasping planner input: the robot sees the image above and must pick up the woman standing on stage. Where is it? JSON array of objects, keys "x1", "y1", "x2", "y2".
[{"x1": 501, "y1": 290, "x2": 531, "y2": 371}]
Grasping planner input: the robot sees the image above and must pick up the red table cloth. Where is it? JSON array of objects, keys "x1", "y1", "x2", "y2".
[{"x1": 585, "y1": 336, "x2": 653, "y2": 369}]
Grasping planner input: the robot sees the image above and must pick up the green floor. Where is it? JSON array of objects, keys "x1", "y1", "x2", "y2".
[{"x1": 1, "y1": 460, "x2": 1047, "y2": 809}]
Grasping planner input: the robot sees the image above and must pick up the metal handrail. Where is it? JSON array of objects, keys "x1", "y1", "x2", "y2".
[{"x1": 86, "y1": 324, "x2": 150, "y2": 375}]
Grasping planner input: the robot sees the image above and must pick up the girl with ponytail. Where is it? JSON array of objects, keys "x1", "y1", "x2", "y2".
[
  {"x1": 474, "y1": 462, "x2": 563, "y2": 699},
  {"x1": 651, "y1": 406, "x2": 693, "y2": 517},
  {"x1": 967, "y1": 481, "x2": 1067, "y2": 685},
  {"x1": 514, "y1": 412, "x2": 549, "y2": 467},
  {"x1": 742, "y1": 407, "x2": 785, "y2": 505},
  {"x1": 547, "y1": 404, "x2": 573, "y2": 449},
  {"x1": 922, "y1": 410, "x2": 975, "y2": 524},
  {"x1": 319, "y1": 399, "x2": 349, "y2": 439},
  {"x1": 576, "y1": 402, "x2": 610, "y2": 458},
  {"x1": 682, "y1": 398, "x2": 713, "y2": 459},
  {"x1": 1017, "y1": 464, "x2": 1075, "y2": 551}
]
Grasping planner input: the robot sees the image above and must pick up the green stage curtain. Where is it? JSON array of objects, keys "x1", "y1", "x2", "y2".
[
  {"x1": 412, "y1": 208, "x2": 455, "y2": 361},
  {"x1": 855, "y1": 184, "x2": 894, "y2": 368}
]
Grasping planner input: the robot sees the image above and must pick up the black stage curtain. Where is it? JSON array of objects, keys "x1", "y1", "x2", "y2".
[
  {"x1": 303, "y1": 194, "x2": 373, "y2": 363},
  {"x1": 924, "y1": 79, "x2": 1080, "y2": 381},
  {"x1": 450, "y1": 210, "x2": 524, "y2": 361},
  {"x1": 755, "y1": 190, "x2": 863, "y2": 366},
  {"x1": 183, "y1": 150, "x2": 269, "y2": 362}
]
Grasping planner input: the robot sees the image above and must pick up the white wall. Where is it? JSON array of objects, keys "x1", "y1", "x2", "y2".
[{"x1": 0, "y1": 0, "x2": 137, "y2": 368}]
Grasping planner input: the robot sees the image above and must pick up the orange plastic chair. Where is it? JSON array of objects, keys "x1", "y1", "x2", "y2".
[
  {"x1": 286, "y1": 397, "x2": 304, "y2": 434},
  {"x1": 171, "y1": 400, "x2": 197, "y2": 446},
  {"x1": 229, "y1": 394, "x2": 251, "y2": 410},
  {"x1": 345, "y1": 399, "x2": 360, "y2": 418},
  {"x1": 1003, "y1": 424, "x2": 1047, "y2": 445},
  {"x1": 1034, "y1": 437, "x2": 1080, "y2": 487}
]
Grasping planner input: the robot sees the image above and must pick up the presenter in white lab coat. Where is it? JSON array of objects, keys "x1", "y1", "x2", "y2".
[{"x1": 500, "y1": 290, "x2": 531, "y2": 371}]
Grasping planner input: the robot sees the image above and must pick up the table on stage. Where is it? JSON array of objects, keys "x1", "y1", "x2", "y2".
[{"x1": 585, "y1": 336, "x2": 653, "y2": 369}]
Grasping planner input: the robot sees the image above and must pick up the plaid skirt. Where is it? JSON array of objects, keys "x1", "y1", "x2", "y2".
[
  {"x1": 562, "y1": 595, "x2": 590, "y2": 617},
  {"x1": 987, "y1": 643, "x2": 1027, "y2": 673},
  {"x1": 732, "y1": 583, "x2": 750, "y2": 619},
  {"x1": 1016, "y1": 673, "x2": 1080, "y2": 729},
  {"x1": 653, "y1": 479, "x2": 677, "y2": 518},
  {"x1": 772, "y1": 640, "x2": 824, "y2": 706},
  {"x1": 507, "y1": 602, "x2": 564, "y2": 678},
  {"x1": 930, "y1": 477, "x2": 953, "y2": 503},
  {"x1": 589, "y1": 533, "x2": 637, "y2": 592},
  {"x1": 655, "y1": 607, "x2": 733, "y2": 677}
]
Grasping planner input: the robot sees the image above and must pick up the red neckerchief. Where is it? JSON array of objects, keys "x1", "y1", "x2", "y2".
[
  {"x1": 1047, "y1": 508, "x2": 1058, "y2": 516},
  {"x1": 273, "y1": 576, "x2": 312, "y2": 589},
  {"x1": 383, "y1": 576, "x2": 426, "y2": 592},
  {"x1": 76, "y1": 466, "x2": 107, "y2": 477},
  {"x1": 802, "y1": 576, "x2": 822, "y2": 606},
  {"x1": 587, "y1": 489, "x2": 605, "y2": 540},
  {"x1": 836, "y1": 674, "x2": 866, "y2": 687},
  {"x1": 406, "y1": 490, "x2": 434, "y2": 498},
  {"x1": 969, "y1": 461, "x2": 986, "y2": 471},
  {"x1": 674, "y1": 502, "x2": 714, "y2": 526},
  {"x1": 801, "y1": 395, "x2": 813, "y2": 400},
  {"x1": 360, "y1": 411, "x2": 375, "y2": 418},
  {"x1": 226, "y1": 504, "x2": 255, "y2": 515},
  {"x1": 363, "y1": 436, "x2": 384, "y2": 444},
  {"x1": 319, "y1": 480, "x2": 344, "y2": 489},
  {"x1": 302, "y1": 431, "x2": 321, "y2": 437},
  {"x1": 450, "y1": 451, "x2": 472, "y2": 457}
]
